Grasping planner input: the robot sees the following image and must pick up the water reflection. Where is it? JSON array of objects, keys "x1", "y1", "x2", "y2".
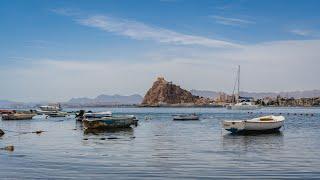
[
  {"x1": 83, "y1": 127, "x2": 134, "y2": 136},
  {"x1": 222, "y1": 131, "x2": 284, "y2": 151}
]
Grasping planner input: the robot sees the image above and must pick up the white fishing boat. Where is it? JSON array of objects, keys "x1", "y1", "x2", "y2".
[
  {"x1": 173, "y1": 114, "x2": 199, "y2": 121},
  {"x1": 223, "y1": 115, "x2": 285, "y2": 134},
  {"x1": 39, "y1": 104, "x2": 62, "y2": 112},
  {"x1": 227, "y1": 65, "x2": 260, "y2": 110}
]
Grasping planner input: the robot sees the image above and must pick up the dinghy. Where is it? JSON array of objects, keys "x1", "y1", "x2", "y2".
[{"x1": 223, "y1": 115, "x2": 285, "y2": 134}]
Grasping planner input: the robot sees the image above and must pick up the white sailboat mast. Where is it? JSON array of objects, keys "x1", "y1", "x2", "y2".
[{"x1": 237, "y1": 65, "x2": 240, "y2": 102}]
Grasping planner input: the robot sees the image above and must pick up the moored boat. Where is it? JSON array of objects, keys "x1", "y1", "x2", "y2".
[
  {"x1": 39, "y1": 104, "x2": 62, "y2": 112},
  {"x1": 1, "y1": 111, "x2": 36, "y2": 120},
  {"x1": 173, "y1": 114, "x2": 199, "y2": 121},
  {"x1": 82, "y1": 115, "x2": 138, "y2": 129},
  {"x1": 227, "y1": 65, "x2": 260, "y2": 110},
  {"x1": 223, "y1": 115, "x2": 285, "y2": 134}
]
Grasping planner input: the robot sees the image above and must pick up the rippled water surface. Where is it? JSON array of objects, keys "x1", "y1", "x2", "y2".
[{"x1": 1, "y1": 107, "x2": 320, "y2": 179}]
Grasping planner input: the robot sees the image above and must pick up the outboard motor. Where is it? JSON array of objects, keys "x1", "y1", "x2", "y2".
[{"x1": 75, "y1": 110, "x2": 85, "y2": 121}]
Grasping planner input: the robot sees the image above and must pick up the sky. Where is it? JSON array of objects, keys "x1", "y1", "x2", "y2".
[{"x1": 1, "y1": 0, "x2": 320, "y2": 102}]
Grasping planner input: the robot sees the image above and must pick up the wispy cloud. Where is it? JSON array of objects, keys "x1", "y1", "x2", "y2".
[
  {"x1": 53, "y1": 9, "x2": 241, "y2": 48},
  {"x1": 290, "y1": 29, "x2": 313, "y2": 37},
  {"x1": 210, "y1": 15, "x2": 255, "y2": 27}
]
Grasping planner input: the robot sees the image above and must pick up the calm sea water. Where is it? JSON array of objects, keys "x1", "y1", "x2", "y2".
[{"x1": 0, "y1": 107, "x2": 320, "y2": 179}]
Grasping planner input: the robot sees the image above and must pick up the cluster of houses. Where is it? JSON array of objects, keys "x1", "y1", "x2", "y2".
[{"x1": 214, "y1": 92, "x2": 320, "y2": 107}]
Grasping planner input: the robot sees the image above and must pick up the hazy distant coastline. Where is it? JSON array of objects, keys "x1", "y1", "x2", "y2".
[{"x1": 1, "y1": 89, "x2": 320, "y2": 109}]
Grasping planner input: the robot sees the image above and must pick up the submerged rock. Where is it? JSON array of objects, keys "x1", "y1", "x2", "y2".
[
  {"x1": 1, "y1": 145, "x2": 14, "y2": 152},
  {"x1": 0, "y1": 129, "x2": 4, "y2": 137}
]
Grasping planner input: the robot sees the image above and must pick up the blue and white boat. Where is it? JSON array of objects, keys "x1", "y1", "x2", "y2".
[{"x1": 223, "y1": 115, "x2": 285, "y2": 134}]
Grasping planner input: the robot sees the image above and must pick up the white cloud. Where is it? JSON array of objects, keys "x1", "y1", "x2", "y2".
[
  {"x1": 1, "y1": 39, "x2": 320, "y2": 102},
  {"x1": 289, "y1": 29, "x2": 320, "y2": 38},
  {"x1": 210, "y1": 15, "x2": 255, "y2": 26},
  {"x1": 74, "y1": 15, "x2": 242, "y2": 48}
]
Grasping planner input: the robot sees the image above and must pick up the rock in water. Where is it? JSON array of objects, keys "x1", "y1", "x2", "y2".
[
  {"x1": 0, "y1": 129, "x2": 4, "y2": 137},
  {"x1": 142, "y1": 77, "x2": 210, "y2": 106},
  {"x1": 3, "y1": 145, "x2": 14, "y2": 151}
]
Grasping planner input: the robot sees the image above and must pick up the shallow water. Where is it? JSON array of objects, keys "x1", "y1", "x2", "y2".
[{"x1": 1, "y1": 107, "x2": 320, "y2": 179}]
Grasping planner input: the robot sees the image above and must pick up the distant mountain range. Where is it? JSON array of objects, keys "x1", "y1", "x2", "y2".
[
  {"x1": 66, "y1": 94, "x2": 143, "y2": 105},
  {"x1": 190, "y1": 89, "x2": 320, "y2": 99},
  {"x1": 1, "y1": 90, "x2": 320, "y2": 108}
]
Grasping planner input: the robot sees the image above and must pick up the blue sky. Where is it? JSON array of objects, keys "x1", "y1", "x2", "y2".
[{"x1": 1, "y1": 0, "x2": 320, "y2": 101}]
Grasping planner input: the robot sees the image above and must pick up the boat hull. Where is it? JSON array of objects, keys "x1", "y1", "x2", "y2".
[
  {"x1": 83, "y1": 116, "x2": 137, "y2": 129},
  {"x1": 1, "y1": 113, "x2": 36, "y2": 120},
  {"x1": 226, "y1": 127, "x2": 282, "y2": 134},
  {"x1": 223, "y1": 116, "x2": 285, "y2": 134},
  {"x1": 173, "y1": 114, "x2": 199, "y2": 121},
  {"x1": 173, "y1": 117, "x2": 199, "y2": 121}
]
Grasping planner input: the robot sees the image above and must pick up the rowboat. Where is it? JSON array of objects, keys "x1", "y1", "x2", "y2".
[
  {"x1": 82, "y1": 115, "x2": 138, "y2": 129},
  {"x1": 1, "y1": 111, "x2": 36, "y2": 120},
  {"x1": 173, "y1": 114, "x2": 199, "y2": 121},
  {"x1": 223, "y1": 115, "x2": 285, "y2": 134}
]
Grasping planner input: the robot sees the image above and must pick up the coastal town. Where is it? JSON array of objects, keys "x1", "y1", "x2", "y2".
[{"x1": 1, "y1": 77, "x2": 319, "y2": 109}]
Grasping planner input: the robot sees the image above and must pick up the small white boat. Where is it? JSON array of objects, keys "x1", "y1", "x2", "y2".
[
  {"x1": 227, "y1": 102, "x2": 260, "y2": 110},
  {"x1": 173, "y1": 114, "x2": 199, "y2": 121},
  {"x1": 223, "y1": 115, "x2": 285, "y2": 134},
  {"x1": 39, "y1": 104, "x2": 62, "y2": 112}
]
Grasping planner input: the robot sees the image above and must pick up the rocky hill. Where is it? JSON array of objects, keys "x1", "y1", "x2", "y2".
[{"x1": 142, "y1": 77, "x2": 210, "y2": 106}]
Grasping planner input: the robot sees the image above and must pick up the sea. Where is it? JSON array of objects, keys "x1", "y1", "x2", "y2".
[{"x1": 0, "y1": 107, "x2": 320, "y2": 179}]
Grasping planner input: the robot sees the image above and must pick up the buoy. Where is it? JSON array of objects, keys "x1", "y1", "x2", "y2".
[{"x1": 0, "y1": 129, "x2": 4, "y2": 137}]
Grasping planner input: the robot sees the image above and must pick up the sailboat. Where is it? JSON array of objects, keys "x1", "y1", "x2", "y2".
[{"x1": 227, "y1": 66, "x2": 260, "y2": 110}]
